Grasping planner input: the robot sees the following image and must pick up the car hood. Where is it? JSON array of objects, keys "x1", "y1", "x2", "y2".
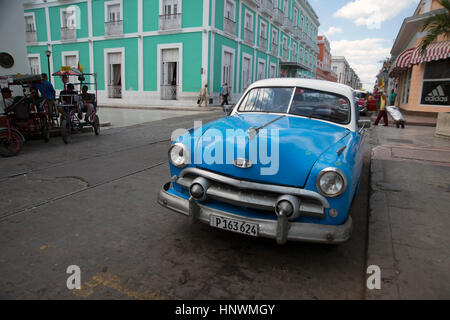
[{"x1": 193, "y1": 113, "x2": 350, "y2": 188}]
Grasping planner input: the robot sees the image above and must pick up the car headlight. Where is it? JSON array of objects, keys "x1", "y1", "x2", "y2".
[
  {"x1": 316, "y1": 168, "x2": 347, "y2": 198},
  {"x1": 168, "y1": 143, "x2": 189, "y2": 168}
]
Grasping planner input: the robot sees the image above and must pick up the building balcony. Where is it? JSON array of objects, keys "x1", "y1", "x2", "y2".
[
  {"x1": 273, "y1": 7, "x2": 283, "y2": 25},
  {"x1": 25, "y1": 30, "x2": 37, "y2": 43},
  {"x1": 271, "y1": 43, "x2": 278, "y2": 56},
  {"x1": 293, "y1": 27, "x2": 302, "y2": 40},
  {"x1": 105, "y1": 20, "x2": 123, "y2": 36},
  {"x1": 243, "y1": 28, "x2": 254, "y2": 46},
  {"x1": 256, "y1": 0, "x2": 273, "y2": 17},
  {"x1": 283, "y1": 16, "x2": 293, "y2": 33},
  {"x1": 60, "y1": 27, "x2": 76, "y2": 41},
  {"x1": 159, "y1": 14, "x2": 181, "y2": 31},
  {"x1": 223, "y1": 17, "x2": 236, "y2": 36},
  {"x1": 260, "y1": 36, "x2": 267, "y2": 51},
  {"x1": 301, "y1": 33, "x2": 314, "y2": 49},
  {"x1": 321, "y1": 64, "x2": 332, "y2": 73}
]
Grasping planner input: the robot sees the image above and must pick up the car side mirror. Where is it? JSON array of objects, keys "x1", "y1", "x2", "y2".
[{"x1": 358, "y1": 119, "x2": 371, "y2": 129}]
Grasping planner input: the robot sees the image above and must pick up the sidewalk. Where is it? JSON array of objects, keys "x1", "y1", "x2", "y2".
[{"x1": 366, "y1": 125, "x2": 450, "y2": 299}]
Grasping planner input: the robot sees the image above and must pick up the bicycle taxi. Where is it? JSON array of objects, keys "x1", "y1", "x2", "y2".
[
  {"x1": 0, "y1": 74, "x2": 51, "y2": 157},
  {"x1": 52, "y1": 68, "x2": 100, "y2": 144}
]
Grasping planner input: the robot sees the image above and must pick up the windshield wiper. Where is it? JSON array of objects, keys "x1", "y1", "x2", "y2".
[{"x1": 247, "y1": 115, "x2": 286, "y2": 140}]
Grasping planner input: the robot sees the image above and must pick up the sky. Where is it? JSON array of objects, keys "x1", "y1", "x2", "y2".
[{"x1": 310, "y1": 0, "x2": 421, "y2": 90}]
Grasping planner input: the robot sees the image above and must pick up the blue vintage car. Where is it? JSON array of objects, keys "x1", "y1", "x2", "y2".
[{"x1": 158, "y1": 79, "x2": 369, "y2": 245}]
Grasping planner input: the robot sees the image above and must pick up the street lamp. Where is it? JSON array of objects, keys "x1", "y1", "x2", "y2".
[{"x1": 45, "y1": 50, "x2": 51, "y2": 84}]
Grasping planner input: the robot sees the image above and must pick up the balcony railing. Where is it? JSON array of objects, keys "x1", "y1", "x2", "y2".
[
  {"x1": 25, "y1": 31, "x2": 37, "y2": 43},
  {"x1": 302, "y1": 32, "x2": 314, "y2": 49},
  {"x1": 260, "y1": 36, "x2": 267, "y2": 51},
  {"x1": 61, "y1": 27, "x2": 76, "y2": 41},
  {"x1": 159, "y1": 13, "x2": 181, "y2": 30},
  {"x1": 108, "y1": 85, "x2": 122, "y2": 99},
  {"x1": 223, "y1": 17, "x2": 236, "y2": 36},
  {"x1": 105, "y1": 20, "x2": 123, "y2": 36},
  {"x1": 160, "y1": 85, "x2": 178, "y2": 100},
  {"x1": 283, "y1": 16, "x2": 293, "y2": 33},
  {"x1": 243, "y1": 28, "x2": 254, "y2": 46},
  {"x1": 271, "y1": 42, "x2": 278, "y2": 56},
  {"x1": 273, "y1": 7, "x2": 283, "y2": 25},
  {"x1": 256, "y1": 0, "x2": 273, "y2": 16}
]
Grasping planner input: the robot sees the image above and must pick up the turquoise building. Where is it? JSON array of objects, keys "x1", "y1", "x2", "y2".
[{"x1": 24, "y1": 0, "x2": 319, "y2": 106}]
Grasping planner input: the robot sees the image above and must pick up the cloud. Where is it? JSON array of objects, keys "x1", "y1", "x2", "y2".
[
  {"x1": 324, "y1": 26, "x2": 343, "y2": 37},
  {"x1": 334, "y1": 0, "x2": 420, "y2": 29},
  {"x1": 330, "y1": 38, "x2": 391, "y2": 90}
]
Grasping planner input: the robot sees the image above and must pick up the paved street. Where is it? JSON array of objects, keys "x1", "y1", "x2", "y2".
[{"x1": 0, "y1": 110, "x2": 371, "y2": 300}]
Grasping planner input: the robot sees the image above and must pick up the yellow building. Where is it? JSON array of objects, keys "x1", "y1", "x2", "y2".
[{"x1": 389, "y1": 0, "x2": 449, "y2": 113}]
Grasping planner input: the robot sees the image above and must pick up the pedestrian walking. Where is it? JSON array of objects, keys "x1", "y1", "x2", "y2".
[
  {"x1": 373, "y1": 90, "x2": 388, "y2": 126},
  {"x1": 198, "y1": 84, "x2": 209, "y2": 108},
  {"x1": 221, "y1": 83, "x2": 229, "y2": 107}
]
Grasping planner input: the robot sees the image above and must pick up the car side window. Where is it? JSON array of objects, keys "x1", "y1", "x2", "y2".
[{"x1": 289, "y1": 88, "x2": 350, "y2": 124}]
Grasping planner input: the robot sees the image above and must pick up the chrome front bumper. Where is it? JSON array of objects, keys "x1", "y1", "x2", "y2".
[{"x1": 158, "y1": 182, "x2": 352, "y2": 245}]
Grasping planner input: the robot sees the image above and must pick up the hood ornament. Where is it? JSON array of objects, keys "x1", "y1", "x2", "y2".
[{"x1": 233, "y1": 158, "x2": 253, "y2": 169}]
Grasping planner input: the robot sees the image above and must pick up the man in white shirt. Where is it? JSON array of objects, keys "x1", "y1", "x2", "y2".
[{"x1": 1, "y1": 88, "x2": 14, "y2": 114}]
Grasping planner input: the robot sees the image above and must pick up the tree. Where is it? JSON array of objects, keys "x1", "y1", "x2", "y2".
[{"x1": 419, "y1": 0, "x2": 450, "y2": 54}]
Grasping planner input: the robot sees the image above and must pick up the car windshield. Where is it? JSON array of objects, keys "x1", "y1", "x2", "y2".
[
  {"x1": 237, "y1": 87, "x2": 293, "y2": 113},
  {"x1": 237, "y1": 87, "x2": 351, "y2": 124}
]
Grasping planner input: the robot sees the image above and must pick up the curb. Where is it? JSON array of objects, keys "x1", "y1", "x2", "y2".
[
  {"x1": 99, "y1": 105, "x2": 223, "y2": 113},
  {"x1": 365, "y1": 155, "x2": 400, "y2": 299}
]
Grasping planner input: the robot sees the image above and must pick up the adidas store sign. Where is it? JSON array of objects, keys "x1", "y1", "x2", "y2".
[
  {"x1": 421, "y1": 82, "x2": 450, "y2": 106},
  {"x1": 425, "y1": 85, "x2": 448, "y2": 103}
]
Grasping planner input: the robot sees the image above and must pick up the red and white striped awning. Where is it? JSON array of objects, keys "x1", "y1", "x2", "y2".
[
  {"x1": 389, "y1": 48, "x2": 415, "y2": 77},
  {"x1": 410, "y1": 40, "x2": 450, "y2": 64}
]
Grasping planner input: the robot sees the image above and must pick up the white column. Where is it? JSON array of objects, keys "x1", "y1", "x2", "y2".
[
  {"x1": 87, "y1": 0, "x2": 94, "y2": 75},
  {"x1": 138, "y1": 0, "x2": 143, "y2": 92},
  {"x1": 201, "y1": 0, "x2": 210, "y2": 86}
]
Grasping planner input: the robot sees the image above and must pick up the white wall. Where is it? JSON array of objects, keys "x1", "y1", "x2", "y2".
[{"x1": 0, "y1": 0, "x2": 29, "y2": 77}]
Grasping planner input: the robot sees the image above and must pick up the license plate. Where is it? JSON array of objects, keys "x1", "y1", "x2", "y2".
[{"x1": 210, "y1": 215, "x2": 259, "y2": 237}]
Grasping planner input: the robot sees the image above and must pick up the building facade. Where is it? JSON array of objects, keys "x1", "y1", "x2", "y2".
[
  {"x1": 332, "y1": 56, "x2": 361, "y2": 89},
  {"x1": 23, "y1": 0, "x2": 320, "y2": 106},
  {"x1": 389, "y1": 0, "x2": 449, "y2": 113},
  {"x1": 315, "y1": 35, "x2": 337, "y2": 82}
]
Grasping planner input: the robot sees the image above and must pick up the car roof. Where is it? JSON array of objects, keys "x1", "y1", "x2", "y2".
[{"x1": 248, "y1": 78, "x2": 354, "y2": 99}]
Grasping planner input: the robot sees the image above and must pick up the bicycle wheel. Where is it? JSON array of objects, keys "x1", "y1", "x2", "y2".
[{"x1": 0, "y1": 130, "x2": 23, "y2": 157}]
